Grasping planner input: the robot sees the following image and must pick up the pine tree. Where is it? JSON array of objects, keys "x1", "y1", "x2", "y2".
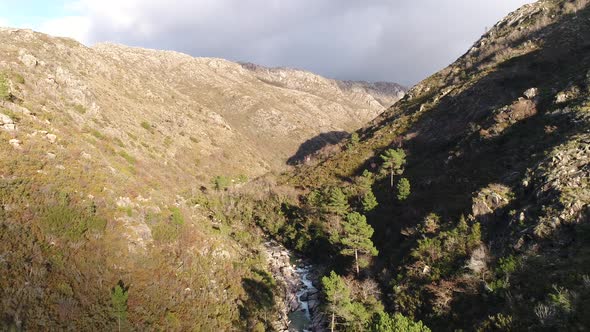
[
  {"x1": 380, "y1": 149, "x2": 406, "y2": 187},
  {"x1": 362, "y1": 190, "x2": 378, "y2": 212},
  {"x1": 356, "y1": 170, "x2": 374, "y2": 194},
  {"x1": 326, "y1": 187, "x2": 350, "y2": 216},
  {"x1": 396, "y1": 178, "x2": 411, "y2": 201},
  {"x1": 322, "y1": 271, "x2": 352, "y2": 332},
  {"x1": 111, "y1": 283, "x2": 129, "y2": 332},
  {"x1": 340, "y1": 212, "x2": 378, "y2": 275}
]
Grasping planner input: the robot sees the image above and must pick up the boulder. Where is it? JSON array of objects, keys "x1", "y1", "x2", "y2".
[
  {"x1": 0, "y1": 113, "x2": 13, "y2": 125},
  {"x1": 523, "y1": 87, "x2": 538, "y2": 99},
  {"x1": 18, "y1": 49, "x2": 38, "y2": 68},
  {"x1": 46, "y1": 133, "x2": 57, "y2": 144},
  {"x1": 9, "y1": 139, "x2": 21, "y2": 148}
]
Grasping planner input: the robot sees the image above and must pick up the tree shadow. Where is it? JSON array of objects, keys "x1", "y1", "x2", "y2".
[
  {"x1": 287, "y1": 131, "x2": 349, "y2": 166},
  {"x1": 239, "y1": 269, "x2": 277, "y2": 327}
]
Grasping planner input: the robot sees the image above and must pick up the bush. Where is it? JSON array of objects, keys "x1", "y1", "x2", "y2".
[
  {"x1": 40, "y1": 204, "x2": 105, "y2": 241},
  {"x1": 213, "y1": 175, "x2": 231, "y2": 191},
  {"x1": 0, "y1": 74, "x2": 10, "y2": 100}
]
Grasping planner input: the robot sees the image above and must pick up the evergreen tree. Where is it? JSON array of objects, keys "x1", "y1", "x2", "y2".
[
  {"x1": 322, "y1": 271, "x2": 352, "y2": 332},
  {"x1": 396, "y1": 178, "x2": 411, "y2": 201},
  {"x1": 111, "y1": 283, "x2": 129, "y2": 332},
  {"x1": 362, "y1": 190, "x2": 379, "y2": 212},
  {"x1": 380, "y1": 149, "x2": 406, "y2": 187},
  {"x1": 340, "y1": 212, "x2": 378, "y2": 275},
  {"x1": 326, "y1": 187, "x2": 350, "y2": 216},
  {"x1": 356, "y1": 170, "x2": 374, "y2": 194}
]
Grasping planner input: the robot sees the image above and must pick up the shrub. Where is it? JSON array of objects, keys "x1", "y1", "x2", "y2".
[
  {"x1": 14, "y1": 73, "x2": 25, "y2": 85},
  {"x1": 40, "y1": 204, "x2": 105, "y2": 241},
  {"x1": 140, "y1": 121, "x2": 154, "y2": 133},
  {"x1": 0, "y1": 73, "x2": 10, "y2": 100},
  {"x1": 118, "y1": 150, "x2": 137, "y2": 164},
  {"x1": 213, "y1": 175, "x2": 231, "y2": 191},
  {"x1": 74, "y1": 104, "x2": 87, "y2": 114}
]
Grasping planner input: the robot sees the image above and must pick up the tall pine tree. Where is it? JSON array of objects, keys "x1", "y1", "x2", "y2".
[
  {"x1": 322, "y1": 271, "x2": 352, "y2": 332},
  {"x1": 380, "y1": 149, "x2": 406, "y2": 187},
  {"x1": 340, "y1": 212, "x2": 378, "y2": 275}
]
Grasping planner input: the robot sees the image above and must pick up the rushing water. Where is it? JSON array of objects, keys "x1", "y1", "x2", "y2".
[{"x1": 288, "y1": 262, "x2": 318, "y2": 332}]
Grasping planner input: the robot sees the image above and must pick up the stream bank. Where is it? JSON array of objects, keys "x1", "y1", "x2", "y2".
[{"x1": 264, "y1": 241, "x2": 325, "y2": 331}]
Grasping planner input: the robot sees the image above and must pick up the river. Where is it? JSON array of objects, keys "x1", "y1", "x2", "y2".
[{"x1": 264, "y1": 241, "x2": 323, "y2": 331}]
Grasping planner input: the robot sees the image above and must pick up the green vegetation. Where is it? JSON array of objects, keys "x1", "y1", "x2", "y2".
[
  {"x1": 380, "y1": 148, "x2": 406, "y2": 187},
  {"x1": 41, "y1": 204, "x2": 107, "y2": 241},
  {"x1": 338, "y1": 212, "x2": 378, "y2": 275},
  {"x1": 140, "y1": 121, "x2": 154, "y2": 133},
  {"x1": 213, "y1": 175, "x2": 231, "y2": 191},
  {"x1": 326, "y1": 187, "x2": 350, "y2": 216},
  {"x1": 111, "y1": 283, "x2": 129, "y2": 332},
  {"x1": 74, "y1": 104, "x2": 87, "y2": 114},
  {"x1": 14, "y1": 73, "x2": 25, "y2": 85},
  {"x1": 322, "y1": 271, "x2": 352, "y2": 332},
  {"x1": 371, "y1": 311, "x2": 431, "y2": 332},
  {"x1": 347, "y1": 132, "x2": 360, "y2": 149},
  {"x1": 118, "y1": 150, "x2": 137, "y2": 164},
  {"x1": 362, "y1": 190, "x2": 379, "y2": 212},
  {"x1": 396, "y1": 177, "x2": 411, "y2": 201},
  {"x1": 0, "y1": 73, "x2": 10, "y2": 100}
]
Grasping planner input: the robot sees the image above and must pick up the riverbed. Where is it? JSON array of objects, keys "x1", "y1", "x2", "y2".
[{"x1": 264, "y1": 241, "x2": 323, "y2": 331}]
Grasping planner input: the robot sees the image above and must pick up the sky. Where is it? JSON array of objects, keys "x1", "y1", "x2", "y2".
[{"x1": 0, "y1": 0, "x2": 533, "y2": 85}]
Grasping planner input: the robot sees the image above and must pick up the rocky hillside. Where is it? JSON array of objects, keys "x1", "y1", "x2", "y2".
[
  {"x1": 271, "y1": 0, "x2": 590, "y2": 330},
  {"x1": 0, "y1": 29, "x2": 404, "y2": 183},
  {"x1": 0, "y1": 27, "x2": 406, "y2": 331},
  {"x1": 240, "y1": 62, "x2": 406, "y2": 109}
]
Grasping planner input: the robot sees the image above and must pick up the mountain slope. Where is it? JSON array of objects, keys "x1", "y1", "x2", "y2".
[
  {"x1": 0, "y1": 28, "x2": 405, "y2": 330},
  {"x1": 0, "y1": 29, "x2": 405, "y2": 184},
  {"x1": 277, "y1": 0, "x2": 590, "y2": 330}
]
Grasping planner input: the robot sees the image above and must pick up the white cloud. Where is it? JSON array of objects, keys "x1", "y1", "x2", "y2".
[
  {"x1": 37, "y1": 15, "x2": 91, "y2": 44},
  {"x1": 32, "y1": 0, "x2": 534, "y2": 84}
]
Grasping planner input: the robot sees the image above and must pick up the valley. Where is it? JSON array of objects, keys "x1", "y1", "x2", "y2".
[{"x1": 1, "y1": 0, "x2": 590, "y2": 331}]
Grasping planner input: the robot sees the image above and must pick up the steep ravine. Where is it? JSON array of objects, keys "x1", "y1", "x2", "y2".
[{"x1": 264, "y1": 241, "x2": 325, "y2": 331}]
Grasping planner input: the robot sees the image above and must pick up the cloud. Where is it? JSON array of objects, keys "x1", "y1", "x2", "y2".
[
  {"x1": 38, "y1": 16, "x2": 91, "y2": 44},
  {"x1": 34, "y1": 0, "x2": 532, "y2": 85}
]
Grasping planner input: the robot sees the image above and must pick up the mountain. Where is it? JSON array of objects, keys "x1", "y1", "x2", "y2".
[
  {"x1": 276, "y1": 0, "x2": 590, "y2": 330},
  {"x1": 3, "y1": 0, "x2": 590, "y2": 330},
  {"x1": 0, "y1": 27, "x2": 405, "y2": 330},
  {"x1": 0, "y1": 29, "x2": 405, "y2": 182}
]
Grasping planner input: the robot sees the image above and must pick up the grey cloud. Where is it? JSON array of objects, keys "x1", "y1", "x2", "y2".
[{"x1": 82, "y1": 0, "x2": 532, "y2": 85}]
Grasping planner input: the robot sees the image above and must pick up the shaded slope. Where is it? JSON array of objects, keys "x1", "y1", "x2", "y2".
[{"x1": 283, "y1": 0, "x2": 590, "y2": 329}]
